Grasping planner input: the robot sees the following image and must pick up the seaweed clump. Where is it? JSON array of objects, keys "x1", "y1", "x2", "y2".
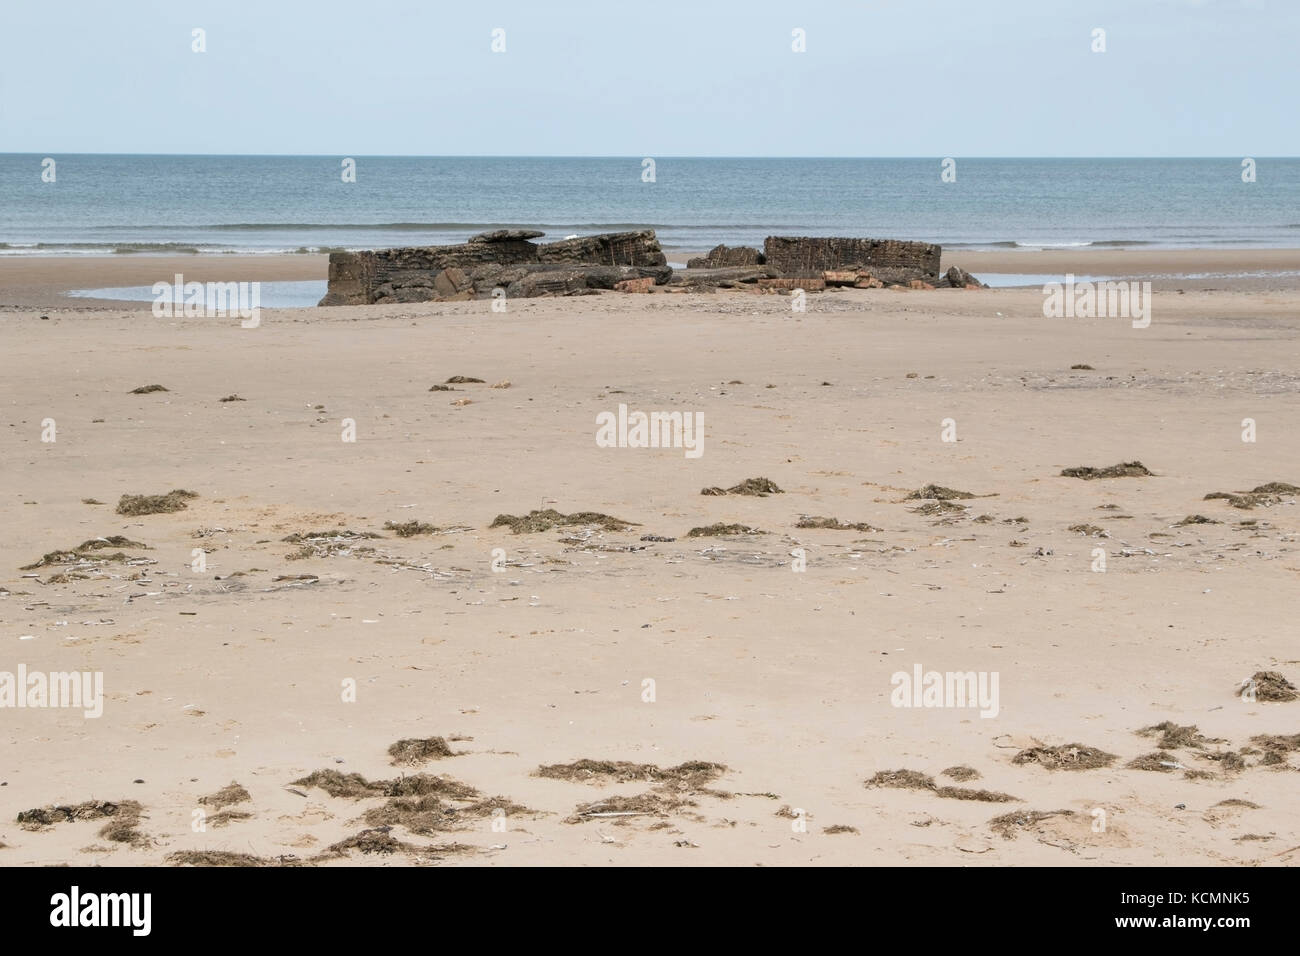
[
  {"x1": 1061, "y1": 462, "x2": 1152, "y2": 479},
  {"x1": 1011, "y1": 744, "x2": 1116, "y2": 771},
  {"x1": 700, "y1": 477, "x2": 784, "y2": 497},
  {"x1": 116, "y1": 489, "x2": 198, "y2": 516},
  {"x1": 490, "y1": 510, "x2": 638, "y2": 534}
]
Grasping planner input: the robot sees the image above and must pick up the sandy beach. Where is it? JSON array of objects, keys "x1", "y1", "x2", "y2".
[{"x1": 2, "y1": 268, "x2": 1298, "y2": 866}]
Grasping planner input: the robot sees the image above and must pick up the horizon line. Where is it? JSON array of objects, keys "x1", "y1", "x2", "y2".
[{"x1": 0, "y1": 152, "x2": 1292, "y2": 161}]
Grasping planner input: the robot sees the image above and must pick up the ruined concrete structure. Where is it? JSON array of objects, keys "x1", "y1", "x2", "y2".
[
  {"x1": 319, "y1": 229, "x2": 670, "y2": 306},
  {"x1": 762, "y1": 236, "x2": 942, "y2": 284},
  {"x1": 317, "y1": 229, "x2": 971, "y2": 304},
  {"x1": 686, "y1": 244, "x2": 765, "y2": 269}
]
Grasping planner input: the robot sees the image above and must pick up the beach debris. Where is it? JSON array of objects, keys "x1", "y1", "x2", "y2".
[
  {"x1": 116, "y1": 489, "x2": 198, "y2": 516},
  {"x1": 387, "y1": 736, "x2": 456, "y2": 765},
  {"x1": 1197, "y1": 749, "x2": 1248, "y2": 773},
  {"x1": 18, "y1": 799, "x2": 147, "y2": 846},
  {"x1": 1204, "y1": 482, "x2": 1299, "y2": 509},
  {"x1": 291, "y1": 769, "x2": 479, "y2": 801},
  {"x1": 168, "y1": 850, "x2": 280, "y2": 867},
  {"x1": 865, "y1": 769, "x2": 935, "y2": 791},
  {"x1": 796, "y1": 516, "x2": 882, "y2": 532},
  {"x1": 907, "y1": 484, "x2": 981, "y2": 500},
  {"x1": 1250, "y1": 734, "x2": 1300, "y2": 765},
  {"x1": 823, "y1": 825, "x2": 860, "y2": 834},
  {"x1": 941, "y1": 766, "x2": 981, "y2": 782},
  {"x1": 1176, "y1": 514, "x2": 1219, "y2": 526},
  {"x1": 326, "y1": 829, "x2": 411, "y2": 855},
  {"x1": 1070, "y1": 364, "x2": 1095, "y2": 370},
  {"x1": 21, "y1": 536, "x2": 148, "y2": 570},
  {"x1": 537, "y1": 760, "x2": 726, "y2": 789},
  {"x1": 17, "y1": 800, "x2": 123, "y2": 826},
  {"x1": 282, "y1": 528, "x2": 380, "y2": 559},
  {"x1": 700, "y1": 477, "x2": 783, "y2": 497},
  {"x1": 218, "y1": 394, "x2": 245, "y2": 402},
  {"x1": 1011, "y1": 743, "x2": 1116, "y2": 771},
  {"x1": 445, "y1": 376, "x2": 484, "y2": 384},
  {"x1": 566, "y1": 793, "x2": 691, "y2": 822},
  {"x1": 363, "y1": 793, "x2": 528, "y2": 835},
  {"x1": 1067, "y1": 524, "x2": 1109, "y2": 537},
  {"x1": 1136, "y1": 722, "x2": 1225, "y2": 749},
  {"x1": 1240, "y1": 671, "x2": 1297, "y2": 702},
  {"x1": 128, "y1": 384, "x2": 168, "y2": 394},
  {"x1": 199, "y1": 783, "x2": 251, "y2": 809},
  {"x1": 382, "y1": 520, "x2": 441, "y2": 537},
  {"x1": 1060, "y1": 462, "x2": 1152, "y2": 479},
  {"x1": 910, "y1": 500, "x2": 967, "y2": 516},
  {"x1": 490, "y1": 509, "x2": 638, "y2": 534},
  {"x1": 935, "y1": 787, "x2": 1019, "y2": 803},
  {"x1": 1250, "y1": 481, "x2": 1300, "y2": 494},
  {"x1": 686, "y1": 523, "x2": 765, "y2": 537},
  {"x1": 865, "y1": 769, "x2": 1015, "y2": 801},
  {"x1": 545, "y1": 760, "x2": 731, "y2": 824},
  {"x1": 639, "y1": 534, "x2": 676, "y2": 542},
  {"x1": 989, "y1": 809, "x2": 1075, "y2": 840},
  {"x1": 1127, "y1": 751, "x2": 1180, "y2": 772}
]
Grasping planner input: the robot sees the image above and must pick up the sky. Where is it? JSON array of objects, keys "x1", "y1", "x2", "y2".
[{"x1": 0, "y1": 0, "x2": 1294, "y2": 156}]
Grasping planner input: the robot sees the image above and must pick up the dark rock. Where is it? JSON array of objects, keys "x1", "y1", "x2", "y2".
[
  {"x1": 686, "y1": 244, "x2": 764, "y2": 269},
  {"x1": 433, "y1": 266, "x2": 472, "y2": 298},
  {"x1": 469, "y1": 229, "x2": 546, "y2": 243},
  {"x1": 939, "y1": 266, "x2": 986, "y2": 289}
]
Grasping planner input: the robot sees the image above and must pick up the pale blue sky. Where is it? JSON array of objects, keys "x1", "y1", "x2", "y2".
[{"x1": 0, "y1": 0, "x2": 1293, "y2": 156}]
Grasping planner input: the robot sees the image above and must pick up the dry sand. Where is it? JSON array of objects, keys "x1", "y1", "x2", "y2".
[{"x1": 2, "y1": 266, "x2": 1299, "y2": 866}]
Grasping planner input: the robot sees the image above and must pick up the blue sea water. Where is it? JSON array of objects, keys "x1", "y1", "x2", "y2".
[
  {"x1": 65, "y1": 280, "x2": 328, "y2": 309},
  {"x1": 1, "y1": 155, "x2": 1297, "y2": 256}
]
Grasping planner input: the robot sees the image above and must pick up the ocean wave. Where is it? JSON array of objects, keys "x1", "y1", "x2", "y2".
[
  {"x1": 79, "y1": 221, "x2": 845, "y2": 233},
  {"x1": 0, "y1": 242, "x2": 342, "y2": 256},
  {"x1": 1014, "y1": 241, "x2": 1094, "y2": 248},
  {"x1": 0, "y1": 241, "x2": 208, "y2": 254},
  {"x1": 87, "y1": 222, "x2": 671, "y2": 232}
]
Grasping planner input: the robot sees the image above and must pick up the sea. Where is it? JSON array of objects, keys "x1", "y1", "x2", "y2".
[{"x1": 3, "y1": 156, "x2": 1298, "y2": 258}]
